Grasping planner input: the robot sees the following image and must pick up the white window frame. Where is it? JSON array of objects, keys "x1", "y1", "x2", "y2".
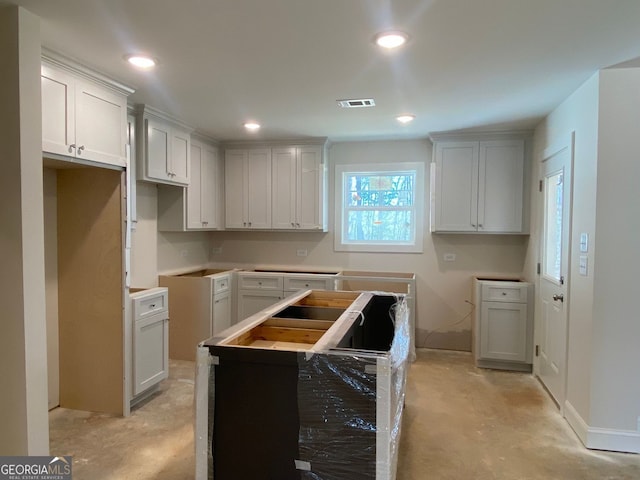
[{"x1": 334, "y1": 162, "x2": 425, "y2": 253}]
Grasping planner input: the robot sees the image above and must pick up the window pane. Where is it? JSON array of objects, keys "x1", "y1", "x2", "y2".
[
  {"x1": 346, "y1": 209, "x2": 413, "y2": 242},
  {"x1": 346, "y1": 173, "x2": 414, "y2": 207},
  {"x1": 544, "y1": 172, "x2": 563, "y2": 281}
]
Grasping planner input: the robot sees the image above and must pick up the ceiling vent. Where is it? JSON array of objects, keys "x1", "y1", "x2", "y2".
[{"x1": 337, "y1": 98, "x2": 376, "y2": 108}]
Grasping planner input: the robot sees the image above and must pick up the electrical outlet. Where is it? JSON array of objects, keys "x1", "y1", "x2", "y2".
[
  {"x1": 443, "y1": 253, "x2": 456, "y2": 262},
  {"x1": 296, "y1": 249, "x2": 308, "y2": 257},
  {"x1": 180, "y1": 249, "x2": 189, "y2": 258},
  {"x1": 212, "y1": 247, "x2": 222, "y2": 254}
]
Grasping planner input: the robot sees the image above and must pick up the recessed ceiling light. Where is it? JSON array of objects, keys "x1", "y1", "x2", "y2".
[
  {"x1": 396, "y1": 114, "x2": 415, "y2": 124},
  {"x1": 375, "y1": 31, "x2": 409, "y2": 49},
  {"x1": 125, "y1": 54, "x2": 157, "y2": 69},
  {"x1": 244, "y1": 122, "x2": 261, "y2": 131}
]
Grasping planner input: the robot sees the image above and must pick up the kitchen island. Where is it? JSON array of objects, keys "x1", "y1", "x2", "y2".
[{"x1": 194, "y1": 289, "x2": 410, "y2": 480}]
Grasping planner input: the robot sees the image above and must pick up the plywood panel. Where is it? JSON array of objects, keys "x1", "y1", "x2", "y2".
[
  {"x1": 57, "y1": 167, "x2": 124, "y2": 414},
  {"x1": 158, "y1": 275, "x2": 212, "y2": 361}
]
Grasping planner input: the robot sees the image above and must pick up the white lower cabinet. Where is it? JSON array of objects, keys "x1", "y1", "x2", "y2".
[
  {"x1": 479, "y1": 302, "x2": 528, "y2": 362},
  {"x1": 473, "y1": 279, "x2": 533, "y2": 371},
  {"x1": 237, "y1": 290, "x2": 284, "y2": 322},
  {"x1": 236, "y1": 271, "x2": 335, "y2": 323},
  {"x1": 131, "y1": 287, "x2": 169, "y2": 397},
  {"x1": 213, "y1": 290, "x2": 232, "y2": 334}
]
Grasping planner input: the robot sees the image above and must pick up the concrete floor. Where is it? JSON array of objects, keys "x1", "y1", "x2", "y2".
[{"x1": 49, "y1": 349, "x2": 640, "y2": 479}]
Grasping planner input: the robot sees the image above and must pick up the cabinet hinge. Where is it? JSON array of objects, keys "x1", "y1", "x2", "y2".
[
  {"x1": 535, "y1": 345, "x2": 540, "y2": 357},
  {"x1": 537, "y1": 263, "x2": 541, "y2": 275},
  {"x1": 539, "y1": 180, "x2": 543, "y2": 192}
]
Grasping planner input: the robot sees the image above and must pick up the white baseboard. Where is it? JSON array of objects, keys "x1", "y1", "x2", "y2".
[{"x1": 565, "y1": 400, "x2": 640, "y2": 454}]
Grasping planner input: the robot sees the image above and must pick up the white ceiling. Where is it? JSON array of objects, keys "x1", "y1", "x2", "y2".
[{"x1": 4, "y1": 0, "x2": 640, "y2": 142}]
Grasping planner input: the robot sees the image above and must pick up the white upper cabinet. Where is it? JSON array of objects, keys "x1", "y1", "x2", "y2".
[
  {"x1": 225, "y1": 148, "x2": 272, "y2": 229},
  {"x1": 187, "y1": 139, "x2": 221, "y2": 229},
  {"x1": 136, "y1": 105, "x2": 192, "y2": 186},
  {"x1": 478, "y1": 140, "x2": 525, "y2": 233},
  {"x1": 430, "y1": 137, "x2": 527, "y2": 234},
  {"x1": 41, "y1": 57, "x2": 131, "y2": 167},
  {"x1": 157, "y1": 136, "x2": 222, "y2": 231},
  {"x1": 272, "y1": 145, "x2": 326, "y2": 231}
]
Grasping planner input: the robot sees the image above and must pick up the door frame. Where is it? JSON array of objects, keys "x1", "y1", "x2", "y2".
[{"x1": 533, "y1": 131, "x2": 575, "y2": 413}]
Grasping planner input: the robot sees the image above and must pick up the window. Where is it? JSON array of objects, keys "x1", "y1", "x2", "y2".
[{"x1": 335, "y1": 162, "x2": 424, "y2": 253}]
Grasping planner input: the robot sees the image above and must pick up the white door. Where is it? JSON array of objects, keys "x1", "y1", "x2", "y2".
[
  {"x1": 187, "y1": 142, "x2": 203, "y2": 228},
  {"x1": 75, "y1": 79, "x2": 127, "y2": 166},
  {"x1": 297, "y1": 146, "x2": 322, "y2": 229},
  {"x1": 213, "y1": 291, "x2": 232, "y2": 334},
  {"x1": 237, "y1": 290, "x2": 283, "y2": 322},
  {"x1": 536, "y1": 136, "x2": 573, "y2": 408},
  {"x1": 433, "y1": 141, "x2": 479, "y2": 232},
  {"x1": 170, "y1": 127, "x2": 190, "y2": 185},
  {"x1": 246, "y1": 149, "x2": 272, "y2": 229},
  {"x1": 201, "y1": 145, "x2": 219, "y2": 227},
  {"x1": 224, "y1": 150, "x2": 247, "y2": 228},
  {"x1": 478, "y1": 140, "x2": 525, "y2": 232},
  {"x1": 272, "y1": 147, "x2": 297, "y2": 229}
]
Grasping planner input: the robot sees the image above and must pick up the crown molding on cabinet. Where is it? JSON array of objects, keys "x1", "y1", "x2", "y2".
[
  {"x1": 42, "y1": 47, "x2": 134, "y2": 97},
  {"x1": 429, "y1": 129, "x2": 533, "y2": 143},
  {"x1": 221, "y1": 137, "x2": 328, "y2": 149}
]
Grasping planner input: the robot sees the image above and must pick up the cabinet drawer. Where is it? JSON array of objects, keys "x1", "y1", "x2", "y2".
[
  {"x1": 481, "y1": 282, "x2": 527, "y2": 303},
  {"x1": 213, "y1": 275, "x2": 230, "y2": 294},
  {"x1": 238, "y1": 274, "x2": 283, "y2": 291},
  {"x1": 132, "y1": 288, "x2": 169, "y2": 320},
  {"x1": 284, "y1": 276, "x2": 332, "y2": 291}
]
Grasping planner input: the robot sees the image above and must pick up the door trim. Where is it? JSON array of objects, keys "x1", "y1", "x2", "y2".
[{"x1": 533, "y1": 131, "x2": 575, "y2": 414}]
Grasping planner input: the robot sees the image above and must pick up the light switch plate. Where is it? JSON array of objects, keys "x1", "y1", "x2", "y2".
[
  {"x1": 579, "y1": 255, "x2": 588, "y2": 276},
  {"x1": 579, "y1": 233, "x2": 589, "y2": 253}
]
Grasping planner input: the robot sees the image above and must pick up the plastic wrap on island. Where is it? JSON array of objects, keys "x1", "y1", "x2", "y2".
[
  {"x1": 296, "y1": 294, "x2": 409, "y2": 480},
  {"x1": 195, "y1": 290, "x2": 410, "y2": 480}
]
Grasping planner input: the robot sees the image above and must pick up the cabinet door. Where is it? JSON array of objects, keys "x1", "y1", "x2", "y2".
[
  {"x1": 478, "y1": 140, "x2": 524, "y2": 232},
  {"x1": 133, "y1": 313, "x2": 169, "y2": 396},
  {"x1": 201, "y1": 144, "x2": 220, "y2": 228},
  {"x1": 213, "y1": 291, "x2": 231, "y2": 334},
  {"x1": 479, "y1": 301, "x2": 527, "y2": 362},
  {"x1": 187, "y1": 142, "x2": 204, "y2": 229},
  {"x1": 272, "y1": 147, "x2": 297, "y2": 229},
  {"x1": 145, "y1": 117, "x2": 171, "y2": 182},
  {"x1": 225, "y1": 150, "x2": 247, "y2": 228},
  {"x1": 170, "y1": 127, "x2": 190, "y2": 185},
  {"x1": 237, "y1": 290, "x2": 283, "y2": 322},
  {"x1": 75, "y1": 79, "x2": 127, "y2": 166},
  {"x1": 297, "y1": 146, "x2": 323, "y2": 229},
  {"x1": 246, "y1": 149, "x2": 272, "y2": 228},
  {"x1": 432, "y1": 142, "x2": 479, "y2": 232},
  {"x1": 41, "y1": 65, "x2": 75, "y2": 156}
]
